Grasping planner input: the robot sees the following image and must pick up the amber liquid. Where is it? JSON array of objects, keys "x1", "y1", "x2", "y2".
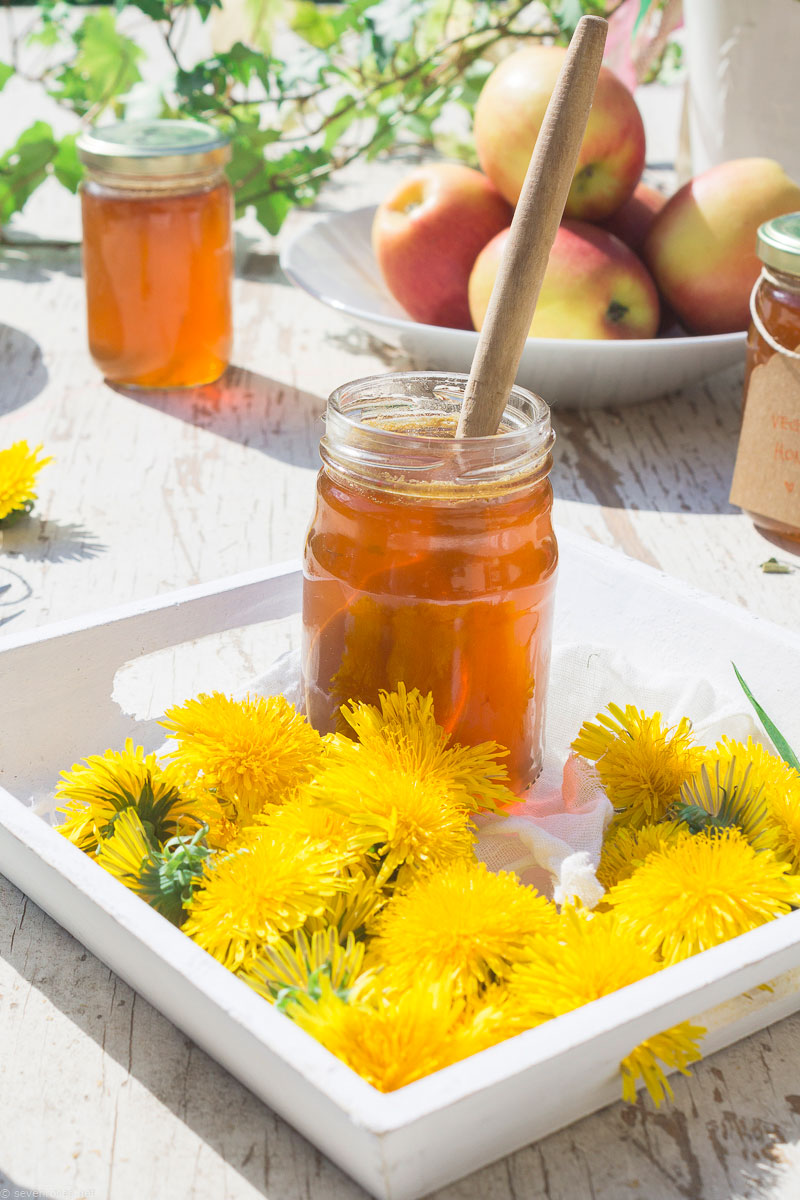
[
  {"x1": 302, "y1": 467, "x2": 558, "y2": 795},
  {"x1": 81, "y1": 181, "x2": 233, "y2": 388},
  {"x1": 743, "y1": 272, "x2": 800, "y2": 538},
  {"x1": 745, "y1": 273, "x2": 800, "y2": 385}
]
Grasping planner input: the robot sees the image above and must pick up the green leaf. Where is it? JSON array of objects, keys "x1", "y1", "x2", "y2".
[
  {"x1": 403, "y1": 112, "x2": 435, "y2": 140},
  {"x1": 193, "y1": 0, "x2": 225, "y2": 20},
  {"x1": 175, "y1": 44, "x2": 274, "y2": 117},
  {"x1": 50, "y1": 10, "x2": 144, "y2": 116},
  {"x1": 330, "y1": 0, "x2": 384, "y2": 39},
  {"x1": 254, "y1": 190, "x2": 292, "y2": 234},
  {"x1": 322, "y1": 96, "x2": 358, "y2": 151},
  {"x1": 292, "y1": 0, "x2": 338, "y2": 49},
  {"x1": 0, "y1": 498, "x2": 35, "y2": 528},
  {"x1": 226, "y1": 126, "x2": 285, "y2": 218},
  {"x1": 221, "y1": 42, "x2": 274, "y2": 88},
  {"x1": 27, "y1": 1, "x2": 74, "y2": 49},
  {"x1": 0, "y1": 121, "x2": 58, "y2": 224},
  {"x1": 52, "y1": 134, "x2": 82, "y2": 193},
  {"x1": 28, "y1": 24, "x2": 62, "y2": 48},
  {"x1": 119, "y1": 0, "x2": 170, "y2": 21},
  {"x1": 761, "y1": 556, "x2": 793, "y2": 574},
  {"x1": 733, "y1": 663, "x2": 800, "y2": 772},
  {"x1": 245, "y1": 0, "x2": 288, "y2": 53},
  {"x1": 0, "y1": 62, "x2": 13, "y2": 92}
]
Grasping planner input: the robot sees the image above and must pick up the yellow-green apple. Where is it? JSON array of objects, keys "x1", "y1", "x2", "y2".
[
  {"x1": 473, "y1": 45, "x2": 645, "y2": 220},
  {"x1": 371, "y1": 163, "x2": 513, "y2": 329},
  {"x1": 597, "y1": 181, "x2": 666, "y2": 253},
  {"x1": 468, "y1": 220, "x2": 660, "y2": 340},
  {"x1": 643, "y1": 158, "x2": 800, "y2": 334}
]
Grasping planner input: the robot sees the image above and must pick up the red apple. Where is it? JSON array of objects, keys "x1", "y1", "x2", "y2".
[
  {"x1": 468, "y1": 220, "x2": 660, "y2": 340},
  {"x1": 597, "y1": 181, "x2": 666, "y2": 253},
  {"x1": 643, "y1": 158, "x2": 800, "y2": 335},
  {"x1": 473, "y1": 46, "x2": 645, "y2": 221},
  {"x1": 371, "y1": 163, "x2": 513, "y2": 329}
]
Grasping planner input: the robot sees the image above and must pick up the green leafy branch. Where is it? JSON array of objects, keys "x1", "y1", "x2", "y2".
[{"x1": 0, "y1": 0, "x2": 628, "y2": 237}]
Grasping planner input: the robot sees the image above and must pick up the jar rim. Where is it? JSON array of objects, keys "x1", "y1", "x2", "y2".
[
  {"x1": 757, "y1": 213, "x2": 800, "y2": 276},
  {"x1": 77, "y1": 119, "x2": 231, "y2": 179},
  {"x1": 322, "y1": 371, "x2": 554, "y2": 498},
  {"x1": 328, "y1": 370, "x2": 550, "y2": 440}
]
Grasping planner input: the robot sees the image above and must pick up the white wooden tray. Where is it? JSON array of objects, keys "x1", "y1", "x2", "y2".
[{"x1": 2, "y1": 531, "x2": 800, "y2": 1200}]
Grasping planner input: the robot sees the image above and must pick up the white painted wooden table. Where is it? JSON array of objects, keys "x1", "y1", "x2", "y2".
[{"x1": 2, "y1": 143, "x2": 800, "y2": 1200}]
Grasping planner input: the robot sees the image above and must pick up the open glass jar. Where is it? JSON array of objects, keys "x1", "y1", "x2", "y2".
[
  {"x1": 77, "y1": 119, "x2": 233, "y2": 389},
  {"x1": 302, "y1": 372, "x2": 558, "y2": 794}
]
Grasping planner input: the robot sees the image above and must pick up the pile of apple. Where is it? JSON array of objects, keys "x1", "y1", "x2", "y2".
[{"x1": 372, "y1": 45, "x2": 800, "y2": 340}]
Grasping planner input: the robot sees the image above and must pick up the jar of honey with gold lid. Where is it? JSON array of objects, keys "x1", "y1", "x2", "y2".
[
  {"x1": 730, "y1": 212, "x2": 800, "y2": 537},
  {"x1": 302, "y1": 372, "x2": 558, "y2": 794},
  {"x1": 77, "y1": 119, "x2": 233, "y2": 389}
]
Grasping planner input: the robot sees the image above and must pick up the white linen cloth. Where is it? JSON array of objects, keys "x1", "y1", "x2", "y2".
[{"x1": 252, "y1": 642, "x2": 764, "y2": 907}]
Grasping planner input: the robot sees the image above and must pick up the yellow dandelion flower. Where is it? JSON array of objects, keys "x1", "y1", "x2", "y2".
[
  {"x1": 258, "y1": 794, "x2": 375, "y2": 869},
  {"x1": 597, "y1": 820, "x2": 685, "y2": 890},
  {"x1": 96, "y1": 808, "x2": 210, "y2": 925},
  {"x1": 0, "y1": 440, "x2": 52, "y2": 522},
  {"x1": 608, "y1": 830, "x2": 800, "y2": 964},
  {"x1": 161, "y1": 692, "x2": 322, "y2": 822},
  {"x1": 339, "y1": 683, "x2": 516, "y2": 813},
  {"x1": 709, "y1": 737, "x2": 800, "y2": 870},
  {"x1": 447, "y1": 983, "x2": 535, "y2": 1060},
  {"x1": 369, "y1": 861, "x2": 557, "y2": 994},
  {"x1": 201, "y1": 804, "x2": 241, "y2": 852},
  {"x1": 769, "y1": 791, "x2": 800, "y2": 873},
  {"x1": 96, "y1": 807, "x2": 155, "y2": 892},
  {"x1": 290, "y1": 975, "x2": 467, "y2": 1091},
  {"x1": 572, "y1": 703, "x2": 702, "y2": 828},
  {"x1": 173, "y1": 780, "x2": 245, "y2": 851},
  {"x1": 621, "y1": 1023, "x2": 705, "y2": 1107},
  {"x1": 182, "y1": 827, "x2": 345, "y2": 971},
  {"x1": 305, "y1": 871, "x2": 388, "y2": 939},
  {"x1": 242, "y1": 927, "x2": 366, "y2": 1006},
  {"x1": 56, "y1": 740, "x2": 200, "y2": 854},
  {"x1": 507, "y1": 908, "x2": 704, "y2": 1106},
  {"x1": 312, "y1": 747, "x2": 476, "y2": 885},
  {"x1": 675, "y1": 751, "x2": 775, "y2": 849},
  {"x1": 507, "y1": 907, "x2": 661, "y2": 1018}
]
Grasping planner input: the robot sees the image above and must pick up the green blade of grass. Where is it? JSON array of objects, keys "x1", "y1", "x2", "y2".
[{"x1": 733, "y1": 663, "x2": 800, "y2": 772}]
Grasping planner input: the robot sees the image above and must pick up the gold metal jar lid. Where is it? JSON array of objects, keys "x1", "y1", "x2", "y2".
[
  {"x1": 757, "y1": 212, "x2": 800, "y2": 276},
  {"x1": 76, "y1": 119, "x2": 231, "y2": 179}
]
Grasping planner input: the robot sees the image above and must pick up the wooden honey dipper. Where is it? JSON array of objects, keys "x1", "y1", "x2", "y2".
[{"x1": 457, "y1": 15, "x2": 608, "y2": 438}]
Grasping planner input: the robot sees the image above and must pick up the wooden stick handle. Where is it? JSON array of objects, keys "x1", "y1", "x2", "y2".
[{"x1": 457, "y1": 15, "x2": 608, "y2": 437}]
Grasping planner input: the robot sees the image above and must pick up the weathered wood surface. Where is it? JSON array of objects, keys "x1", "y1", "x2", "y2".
[{"x1": 2, "y1": 136, "x2": 800, "y2": 1200}]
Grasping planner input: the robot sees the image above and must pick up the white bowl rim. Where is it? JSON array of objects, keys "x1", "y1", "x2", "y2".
[{"x1": 280, "y1": 205, "x2": 749, "y2": 353}]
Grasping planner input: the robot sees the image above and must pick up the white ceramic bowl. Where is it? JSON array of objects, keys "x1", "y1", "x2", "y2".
[{"x1": 280, "y1": 206, "x2": 747, "y2": 409}]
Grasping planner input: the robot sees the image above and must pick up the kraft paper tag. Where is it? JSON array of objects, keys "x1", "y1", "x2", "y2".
[{"x1": 730, "y1": 353, "x2": 800, "y2": 528}]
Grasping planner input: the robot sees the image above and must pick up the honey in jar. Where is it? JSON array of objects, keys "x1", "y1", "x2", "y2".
[
  {"x1": 731, "y1": 213, "x2": 800, "y2": 538},
  {"x1": 302, "y1": 372, "x2": 558, "y2": 794},
  {"x1": 77, "y1": 120, "x2": 233, "y2": 388}
]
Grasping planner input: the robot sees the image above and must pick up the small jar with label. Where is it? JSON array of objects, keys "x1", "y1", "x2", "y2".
[
  {"x1": 730, "y1": 213, "x2": 800, "y2": 538},
  {"x1": 77, "y1": 119, "x2": 233, "y2": 389}
]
